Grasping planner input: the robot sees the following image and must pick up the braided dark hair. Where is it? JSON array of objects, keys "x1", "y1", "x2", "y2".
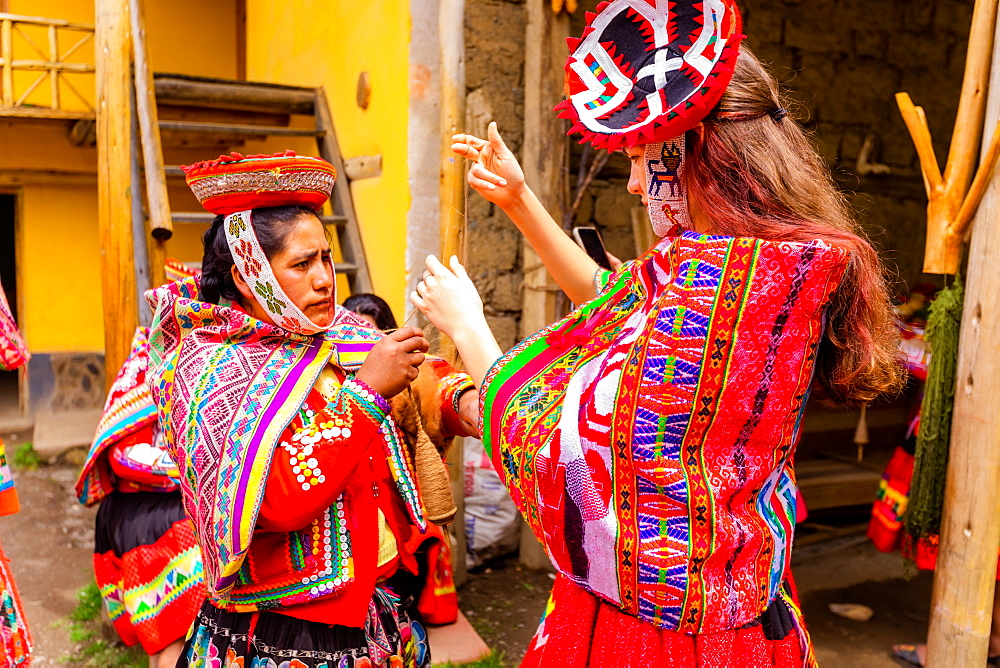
[{"x1": 200, "y1": 205, "x2": 320, "y2": 306}]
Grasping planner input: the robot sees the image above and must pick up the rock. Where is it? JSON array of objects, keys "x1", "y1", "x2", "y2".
[{"x1": 829, "y1": 602, "x2": 875, "y2": 622}]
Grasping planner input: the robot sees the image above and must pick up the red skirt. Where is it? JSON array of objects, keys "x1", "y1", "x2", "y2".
[
  {"x1": 93, "y1": 491, "x2": 206, "y2": 655},
  {"x1": 0, "y1": 540, "x2": 31, "y2": 667},
  {"x1": 521, "y1": 575, "x2": 816, "y2": 668}
]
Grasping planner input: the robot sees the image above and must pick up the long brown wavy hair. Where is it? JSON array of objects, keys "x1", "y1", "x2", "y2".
[{"x1": 684, "y1": 46, "x2": 904, "y2": 406}]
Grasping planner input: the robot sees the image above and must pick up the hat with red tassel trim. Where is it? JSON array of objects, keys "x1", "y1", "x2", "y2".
[
  {"x1": 181, "y1": 150, "x2": 337, "y2": 216},
  {"x1": 556, "y1": 0, "x2": 744, "y2": 150}
]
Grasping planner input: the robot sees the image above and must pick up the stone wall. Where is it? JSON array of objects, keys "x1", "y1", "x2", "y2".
[
  {"x1": 466, "y1": 0, "x2": 974, "y2": 337},
  {"x1": 464, "y1": 0, "x2": 527, "y2": 350}
]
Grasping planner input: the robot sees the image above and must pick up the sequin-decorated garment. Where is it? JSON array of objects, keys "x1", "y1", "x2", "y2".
[
  {"x1": 480, "y1": 231, "x2": 848, "y2": 638},
  {"x1": 144, "y1": 277, "x2": 426, "y2": 612}
]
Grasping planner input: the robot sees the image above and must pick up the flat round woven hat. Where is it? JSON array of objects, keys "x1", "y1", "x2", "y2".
[
  {"x1": 556, "y1": 0, "x2": 743, "y2": 150},
  {"x1": 182, "y1": 150, "x2": 337, "y2": 216}
]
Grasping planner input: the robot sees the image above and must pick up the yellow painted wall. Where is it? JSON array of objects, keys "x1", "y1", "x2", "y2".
[
  {"x1": 5, "y1": 0, "x2": 239, "y2": 352},
  {"x1": 17, "y1": 186, "x2": 104, "y2": 352},
  {"x1": 245, "y1": 0, "x2": 412, "y2": 322}
]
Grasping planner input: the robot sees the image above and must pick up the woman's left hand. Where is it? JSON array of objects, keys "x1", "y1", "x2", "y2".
[{"x1": 411, "y1": 255, "x2": 487, "y2": 341}]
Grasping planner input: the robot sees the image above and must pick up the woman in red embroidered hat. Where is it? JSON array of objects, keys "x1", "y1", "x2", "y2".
[
  {"x1": 144, "y1": 150, "x2": 459, "y2": 668},
  {"x1": 412, "y1": 1, "x2": 904, "y2": 666}
]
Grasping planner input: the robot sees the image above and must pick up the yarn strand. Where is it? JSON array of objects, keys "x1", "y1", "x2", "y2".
[{"x1": 905, "y1": 276, "x2": 964, "y2": 539}]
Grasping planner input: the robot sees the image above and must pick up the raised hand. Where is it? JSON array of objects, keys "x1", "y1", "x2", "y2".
[
  {"x1": 451, "y1": 121, "x2": 527, "y2": 210},
  {"x1": 355, "y1": 327, "x2": 429, "y2": 399},
  {"x1": 411, "y1": 255, "x2": 487, "y2": 342},
  {"x1": 411, "y1": 255, "x2": 502, "y2": 390}
]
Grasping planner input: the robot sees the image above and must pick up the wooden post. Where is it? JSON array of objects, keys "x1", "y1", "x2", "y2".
[
  {"x1": 129, "y1": 0, "x2": 169, "y2": 287},
  {"x1": 95, "y1": 0, "x2": 138, "y2": 387},
  {"x1": 2, "y1": 18, "x2": 13, "y2": 107},
  {"x1": 439, "y1": 0, "x2": 466, "y2": 263},
  {"x1": 925, "y1": 14, "x2": 1000, "y2": 665},
  {"x1": 439, "y1": 0, "x2": 468, "y2": 587},
  {"x1": 517, "y1": 0, "x2": 569, "y2": 570},
  {"x1": 48, "y1": 25, "x2": 59, "y2": 110},
  {"x1": 897, "y1": 0, "x2": 1000, "y2": 275}
]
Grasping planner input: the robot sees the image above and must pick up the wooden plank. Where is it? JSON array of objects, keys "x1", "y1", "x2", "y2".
[
  {"x1": 157, "y1": 104, "x2": 289, "y2": 126},
  {"x1": 0, "y1": 105, "x2": 93, "y2": 119},
  {"x1": 0, "y1": 12, "x2": 94, "y2": 30},
  {"x1": 130, "y1": 0, "x2": 172, "y2": 244},
  {"x1": 517, "y1": 0, "x2": 569, "y2": 571},
  {"x1": 158, "y1": 119, "x2": 321, "y2": 136},
  {"x1": 48, "y1": 25, "x2": 58, "y2": 111},
  {"x1": 2, "y1": 19, "x2": 12, "y2": 107},
  {"x1": 0, "y1": 169, "x2": 96, "y2": 186},
  {"x1": 925, "y1": 13, "x2": 1000, "y2": 663},
  {"x1": 153, "y1": 76, "x2": 315, "y2": 115},
  {"x1": 95, "y1": 0, "x2": 137, "y2": 388},
  {"x1": 8, "y1": 60, "x2": 94, "y2": 72},
  {"x1": 794, "y1": 459, "x2": 882, "y2": 511}
]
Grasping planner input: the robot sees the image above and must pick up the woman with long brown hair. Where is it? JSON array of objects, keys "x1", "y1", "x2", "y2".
[{"x1": 412, "y1": 1, "x2": 902, "y2": 665}]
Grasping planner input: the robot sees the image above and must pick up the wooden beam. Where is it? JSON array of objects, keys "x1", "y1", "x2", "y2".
[
  {"x1": 130, "y1": 0, "x2": 172, "y2": 253},
  {"x1": 518, "y1": 0, "x2": 569, "y2": 571},
  {"x1": 438, "y1": 0, "x2": 467, "y2": 587},
  {"x1": 925, "y1": 12, "x2": 1000, "y2": 663},
  {"x1": 0, "y1": 12, "x2": 94, "y2": 30},
  {"x1": 153, "y1": 76, "x2": 315, "y2": 115},
  {"x1": 95, "y1": 0, "x2": 137, "y2": 388},
  {"x1": 438, "y1": 0, "x2": 465, "y2": 263},
  {"x1": 0, "y1": 106, "x2": 93, "y2": 119}
]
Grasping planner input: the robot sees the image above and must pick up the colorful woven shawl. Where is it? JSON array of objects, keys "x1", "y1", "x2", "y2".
[
  {"x1": 0, "y1": 278, "x2": 28, "y2": 372},
  {"x1": 481, "y1": 231, "x2": 848, "y2": 634},
  {"x1": 145, "y1": 278, "x2": 425, "y2": 601},
  {"x1": 75, "y1": 328, "x2": 161, "y2": 506}
]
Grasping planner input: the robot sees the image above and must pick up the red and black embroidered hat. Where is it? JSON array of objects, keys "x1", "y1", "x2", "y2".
[
  {"x1": 556, "y1": 0, "x2": 744, "y2": 150},
  {"x1": 182, "y1": 150, "x2": 337, "y2": 216}
]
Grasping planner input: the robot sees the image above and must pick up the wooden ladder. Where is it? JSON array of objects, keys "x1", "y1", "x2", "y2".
[{"x1": 129, "y1": 0, "x2": 371, "y2": 295}]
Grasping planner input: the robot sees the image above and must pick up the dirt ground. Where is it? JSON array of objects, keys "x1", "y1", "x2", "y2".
[{"x1": 1, "y1": 459, "x2": 936, "y2": 667}]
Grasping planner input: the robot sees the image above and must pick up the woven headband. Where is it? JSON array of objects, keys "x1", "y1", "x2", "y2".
[{"x1": 224, "y1": 210, "x2": 334, "y2": 335}]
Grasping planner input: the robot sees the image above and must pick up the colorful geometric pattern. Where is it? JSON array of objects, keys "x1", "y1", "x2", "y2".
[
  {"x1": 481, "y1": 231, "x2": 848, "y2": 633},
  {"x1": 556, "y1": 0, "x2": 743, "y2": 150},
  {"x1": 75, "y1": 327, "x2": 162, "y2": 506},
  {"x1": 145, "y1": 277, "x2": 424, "y2": 605},
  {"x1": 94, "y1": 520, "x2": 206, "y2": 655},
  {"x1": 0, "y1": 541, "x2": 31, "y2": 667},
  {"x1": 0, "y1": 277, "x2": 28, "y2": 372}
]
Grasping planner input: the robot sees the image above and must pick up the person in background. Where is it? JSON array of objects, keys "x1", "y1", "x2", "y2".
[
  {"x1": 0, "y1": 278, "x2": 32, "y2": 667},
  {"x1": 75, "y1": 327, "x2": 205, "y2": 668}
]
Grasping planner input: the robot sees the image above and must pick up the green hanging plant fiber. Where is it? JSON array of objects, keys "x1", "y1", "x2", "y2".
[{"x1": 905, "y1": 276, "x2": 965, "y2": 539}]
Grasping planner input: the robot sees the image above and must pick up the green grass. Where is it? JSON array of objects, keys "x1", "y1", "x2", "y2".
[
  {"x1": 439, "y1": 651, "x2": 508, "y2": 668},
  {"x1": 12, "y1": 442, "x2": 40, "y2": 471},
  {"x1": 60, "y1": 582, "x2": 147, "y2": 668}
]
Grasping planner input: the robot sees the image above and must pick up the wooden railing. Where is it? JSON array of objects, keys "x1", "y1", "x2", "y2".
[{"x1": 0, "y1": 12, "x2": 95, "y2": 117}]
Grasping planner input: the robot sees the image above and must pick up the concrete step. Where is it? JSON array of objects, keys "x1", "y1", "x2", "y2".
[
  {"x1": 32, "y1": 409, "x2": 100, "y2": 461},
  {"x1": 428, "y1": 610, "x2": 492, "y2": 666}
]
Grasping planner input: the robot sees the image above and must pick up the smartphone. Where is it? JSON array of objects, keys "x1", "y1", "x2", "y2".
[{"x1": 573, "y1": 226, "x2": 613, "y2": 271}]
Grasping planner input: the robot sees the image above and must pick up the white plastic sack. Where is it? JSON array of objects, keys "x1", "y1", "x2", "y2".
[{"x1": 463, "y1": 437, "x2": 520, "y2": 568}]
